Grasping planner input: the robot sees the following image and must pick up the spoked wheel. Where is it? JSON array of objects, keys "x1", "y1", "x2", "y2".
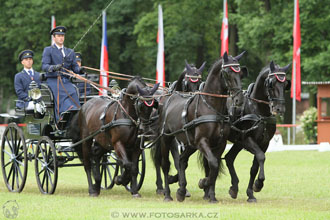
[
  {"x1": 1, "y1": 123, "x2": 28, "y2": 192},
  {"x1": 123, "y1": 150, "x2": 146, "y2": 192},
  {"x1": 100, "y1": 152, "x2": 119, "y2": 190},
  {"x1": 34, "y1": 136, "x2": 58, "y2": 194}
]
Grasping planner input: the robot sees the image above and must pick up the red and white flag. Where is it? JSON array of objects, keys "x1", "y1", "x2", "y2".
[
  {"x1": 156, "y1": 4, "x2": 165, "y2": 87},
  {"x1": 220, "y1": 0, "x2": 228, "y2": 56},
  {"x1": 51, "y1": 15, "x2": 56, "y2": 45},
  {"x1": 99, "y1": 10, "x2": 109, "y2": 96},
  {"x1": 291, "y1": 0, "x2": 301, "y2": 101}
]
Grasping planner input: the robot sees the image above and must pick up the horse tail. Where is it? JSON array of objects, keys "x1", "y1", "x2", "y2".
[
  {"x1": 197, "y1": 151, "x2": 225, "y2": 178},
  {"x1": 68, "y1": 112, "x2": 83, "y2": 161}
]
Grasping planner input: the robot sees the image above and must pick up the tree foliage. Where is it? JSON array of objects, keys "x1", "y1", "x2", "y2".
[{"x1": 0, "y1": 0, "x2": 329, "y2": 111}]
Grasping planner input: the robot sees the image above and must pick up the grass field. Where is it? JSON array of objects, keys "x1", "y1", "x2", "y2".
[{"x1": 0, "y1": 150, "x2": 329, "y2": 220}]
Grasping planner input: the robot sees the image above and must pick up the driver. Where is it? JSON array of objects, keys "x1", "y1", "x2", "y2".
[{"x1": 14, "y1": 49, "x2": 42, "y2": 112}]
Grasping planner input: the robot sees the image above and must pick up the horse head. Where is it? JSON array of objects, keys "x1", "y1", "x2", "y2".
[
  {"x1": 181, "y1": 60, "x2": 205, "y2": 92},
  {"x1": 263, "y1": 61, "x2": 291, "y2": 115},
  {"x1": 219, "y1": 51, "x2": 248, "y2": 115},
  {"x1": 136, "y1": 83, "x2": 160, "y2": 122}
]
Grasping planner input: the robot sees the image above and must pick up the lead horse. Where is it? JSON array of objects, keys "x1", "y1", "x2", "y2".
[
  {"x1": 225, "y1": 61, "x2": 291, "y2": 202},
  {"x1": 159, "y1": 52, "x2": 247, "y2": 203},
  {"x1": 69, "y1": 77, "x2": 159, "y2": 197},
  {"x1": 202, "y1": 61, "x2": 290, "y2": 202}
]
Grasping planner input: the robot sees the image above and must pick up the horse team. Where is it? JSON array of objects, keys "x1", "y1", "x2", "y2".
[{"x1": 70, "y1": 51, "x2": 291, "y2": 203}]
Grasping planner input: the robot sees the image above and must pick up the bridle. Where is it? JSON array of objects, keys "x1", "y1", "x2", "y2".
[
  {"x1": 264, "y1": 72, "x2": 287, "y2": 104},
  {"x1": 221, "y1": 63, "x2": 243, "y2": 100},
  {"x1": 134, "y1": 96, "x2": 157, "y2": 124}
]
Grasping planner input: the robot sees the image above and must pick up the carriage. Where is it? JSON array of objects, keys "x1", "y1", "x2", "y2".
[{"x1": 0, "y1": 74, "x2": 146, "y2": 194}]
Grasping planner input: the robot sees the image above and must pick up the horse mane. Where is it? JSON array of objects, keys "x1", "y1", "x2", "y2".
[
  {"x1": 175, "y1": 70, "x2": 187, "y2": 91},
  {"x1": 205, "y1": 59, "x2": 223, "y2": 82}
]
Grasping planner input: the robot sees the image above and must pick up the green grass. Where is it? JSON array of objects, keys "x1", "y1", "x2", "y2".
[{"x1": 1, "y1": 150, "x2": 330, "y2": 219}]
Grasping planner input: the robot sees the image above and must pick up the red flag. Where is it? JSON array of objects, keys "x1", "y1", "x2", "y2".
[
  {"x1": 51, "y1": 15, "x2": 56, "y2": 45},
  {"x1": 221, "y1": 0, "x2": 228, "y2": 56},
  {"x1": 156, "y1": 4, "x2": 165, "y2": 87},
  {"x1": 291, "y1": 0, "x2": 301, "y2": 101},
  {"x1": 99, "y1": 11, "x2": 109, "y2": 96}
]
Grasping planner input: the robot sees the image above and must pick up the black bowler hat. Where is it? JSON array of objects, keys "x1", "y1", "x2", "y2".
[
  {"x1": 18, "y1": 49, "x2": 34, "y2": 61},
  {"x1": 50, "y1": 26, "x2": 66, "y2": 35},
  {"x1": 75, "y1": 52, "x2": 82, "y2": 61}
]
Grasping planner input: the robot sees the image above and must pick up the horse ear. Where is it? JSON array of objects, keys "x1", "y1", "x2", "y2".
[
  {"x1": 234, "y1": 51, "x2": 246, "y2": 61},
  {"x1": 241, "y1": 66, "x2": 249, "y2": 78},
  {"x1": 150, "y1": 83, "x2": 160, "y2": 95},
  {"x1": 185, "y1": 60, "x2": 192, "y2": 72},
  {"x1": 198, "y1": 61, "x2": 206, "y2": 73},
  {"x1": 223, "y1": 52, "x2": 228, "y2": 62},
  {"x1": 281, "y1": 63, "x2": 291, "y2": 73},
  {"x1": 136, "y1": 85, "x2": 147, "y2": 96},
  {"x1": 270, "y1": 60, "x2": 275, "y2": 72}
]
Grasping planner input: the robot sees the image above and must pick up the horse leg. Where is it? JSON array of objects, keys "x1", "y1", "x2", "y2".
[
  {"x1": 201, "y1": 156, "x2": 210, "y2": 200},
  {"x1": 81, "y1": 140, "x2": 98, "y2": 196},
  {"x1": 154, "y1": 141, "x2": 164, "y2": 195},
  {"x1": 91, "y1": 148, "x2": 103, "y2": 196},
  {"x1": 253, "y1": 147, "x2": 266, "y2": 193},
  {"x1": 169, "y1": 142, "x2": 191, "y2": 197},
  {"x1": 176, "y1": 147, "x2": 196, "y2": 202},
  {"x1": 246, "y1": 157, "x2": 259, "y2": 202},
  {"x1": 244, "y1": 137, "x2": 266, "y2": 202},
  {"x1": 198, "y1": 138, "x2": 223, "y2": 203},
  {"x1": 161, "y1": 136, "x2": 174, "y2": 202},
  {"x1": 129, "y1": 146, "x2": 142, "y2": 198},
  {"x1": 224, "y1": 144, "x2": 243, "y2": 199},
  {"x1": 168, "y1": 143, "x2": 179, "y2": 184},
  {"x1": 114, "y1": 141, "x2": 132, "y2": 186}
]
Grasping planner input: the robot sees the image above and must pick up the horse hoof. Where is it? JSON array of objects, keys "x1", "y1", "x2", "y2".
[
  {"x1": 156, "y1": 189, "x2": 165, "y2": 195},
  {"x1": 229, "y1": 188, "x2": 238, "y2": 199},
  {"x1": 176, "y1": 191, "x2": 185, "y2": 202},
  {"x1": 203, "y1": 195, "x2": 210, "y2": 201},
  {"x1": 168, "y1": 175, "x2": 178, "y2": 184},
  {"x1": 164, "y1": 197, "x2": 173, "y2": 202},
  {"x1": 198, "y1": 179, "x2": 205, "y2": 189},
  {"x1": 253, "y1": 185, "x2": 261, "y2": 192},
  {"x1": 209, "y1": 198, "x2": 219, "y2": 204},
  {"x1": 185, "y1": 190, "x2": 191, "y2": 197},
  {"x1": 89, "y1": 192, "x2": 99, "y2": 197},
  {"x1": 114, "y1": 176, "x2": 122, "y2": 185},
  {"x1": 247, "y1": 198, "x2": 257, "y2": 203},
  {"x1": 132, "y1": 193, "x2": 141, "y2": 198}
]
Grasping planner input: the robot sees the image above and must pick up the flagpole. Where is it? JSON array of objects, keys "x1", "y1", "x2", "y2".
[{"x1": 292, "y1": 60, "x2": 296, "y2": 144}]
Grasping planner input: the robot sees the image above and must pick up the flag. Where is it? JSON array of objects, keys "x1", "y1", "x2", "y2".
[
  {"x1": 156, "y1": 4, "x2": 165, "y2": 87},
  {"x1": 220, "y1": 0, "x2": 228, "y2": 56},
  {"x1": 99, "y1": 10, "x2": 109, "y2": 96},
  {"x1": 51, "y1": 15, "x2": 56, "y2": 45},
  {"x1": 291, "y1": 0, "x2": 301, "y2": 101}
]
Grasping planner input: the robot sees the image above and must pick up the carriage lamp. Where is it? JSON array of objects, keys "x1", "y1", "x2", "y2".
[{"x1": 28, "y1": 81, "x2": 42, "y2": 100}]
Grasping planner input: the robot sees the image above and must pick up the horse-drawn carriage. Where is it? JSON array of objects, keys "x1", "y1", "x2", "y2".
[{"x1": 0, "y1": 74, "x2": 146, "y2": 194}]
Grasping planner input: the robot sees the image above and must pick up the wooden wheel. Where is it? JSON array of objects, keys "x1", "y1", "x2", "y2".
[
  {"x1": 34, "y1": 136, "x2": 58, "y2": 194},
  {"x1": 1, "y1": 123, "x2": 28, "y2": 192}
]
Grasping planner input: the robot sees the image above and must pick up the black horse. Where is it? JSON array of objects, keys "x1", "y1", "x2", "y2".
[
  {"x1": 159, "y1": 52, "x2": 247, "y2": 203},
  {"x1": 151, "y1": 61, "x2": 205, "y2": 195},
  {"x1": 221, "y1": 61, "x2": 291, "y2": 202},
  {"x1": 69, "y1": 77, "x2": 159, "y2": 197}
]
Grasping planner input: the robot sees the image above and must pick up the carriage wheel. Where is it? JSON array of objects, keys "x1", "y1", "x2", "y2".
[
  {"x1": 1, "y1": 123, "x2": 28, "y2": 193},
  {"x1": 34, "y1": 136, "x2": 58, "y2": 194},
  {"x1": 123, "y1": 150, "x2": 146, "y2": 192},
  {"x1": 100, "y1": 152, "x2": 119, "y2": 190}
]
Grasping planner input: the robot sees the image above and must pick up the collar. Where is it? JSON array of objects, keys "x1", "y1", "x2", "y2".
[
  {"x1": 54, "y1": 44, "x2": 64, "y2": 50},
  {"x1": 24, "y1": 68, "x2": 34, "y2": 74}
]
